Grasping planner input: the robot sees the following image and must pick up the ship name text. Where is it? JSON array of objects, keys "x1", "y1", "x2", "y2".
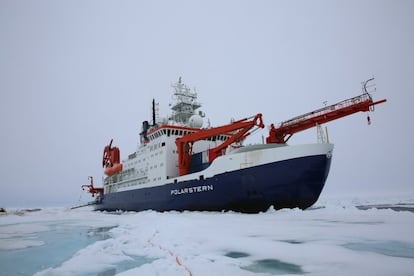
[{"x1": 171, "y1": 184, "x2": 214, "y2": 196}]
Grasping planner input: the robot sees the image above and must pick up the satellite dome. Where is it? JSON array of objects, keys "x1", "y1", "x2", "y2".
[{"x1": 189, "y1": 114, "x2": 203, "y2": 128}]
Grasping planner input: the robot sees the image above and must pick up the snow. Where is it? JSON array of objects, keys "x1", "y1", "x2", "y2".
[{"x1": 1, "y1": 198, "x2": 414, "y2": 276}]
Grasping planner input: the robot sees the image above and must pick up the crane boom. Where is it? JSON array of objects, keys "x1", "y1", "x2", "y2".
[
  {"x1": 176, "y1": 113, "x2": 264, "y2": 176},
  {"x1": 266, "y1": 91, "x2": 387, "y2": 144}
]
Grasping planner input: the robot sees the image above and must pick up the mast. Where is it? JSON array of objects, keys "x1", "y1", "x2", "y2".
[
  {"x1": 169, "y1": 77, "x2": 201, "y2": 125},
  {"x1": 152, "y1": 99, "x2": 156, "y2": 126}
]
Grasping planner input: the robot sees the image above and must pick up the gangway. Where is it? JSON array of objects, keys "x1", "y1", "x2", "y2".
[{"x1": 266, "y1": 78, "x2": 387, "y2": 144}]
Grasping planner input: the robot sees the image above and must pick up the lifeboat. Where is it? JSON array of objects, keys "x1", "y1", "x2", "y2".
[{"x1": 104, "y1": 163, "x2": 123, "y2": 176}]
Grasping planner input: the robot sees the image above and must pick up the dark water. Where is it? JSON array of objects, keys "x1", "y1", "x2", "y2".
[
  {"x1": 0, "y1": 225, "x2": 114, "y2": 276},
  {"x1": 225, "y1": 251, "x2": 250, "y2": 258},
  {"x1": 356, "y1": 204, "x2": 414, "y2": 212},
  {"x1": 242, "y1": 259, "x2": 304, "y2": 275},
  {"x1": 343, "y1": 240, "x2": 414, "y2": 259},
  {"x1": 225, "y1": 250, "x2": 304, "y2": 275}
]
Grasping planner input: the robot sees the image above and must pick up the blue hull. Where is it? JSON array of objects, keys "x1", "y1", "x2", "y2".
[{"x1": 95, "y1": 154, "x2": 331, "y2": 213}]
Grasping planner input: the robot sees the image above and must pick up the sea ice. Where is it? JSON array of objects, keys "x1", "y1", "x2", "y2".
[{"x1": 0, "y1": 197, "x2": 413, "y2": 276}]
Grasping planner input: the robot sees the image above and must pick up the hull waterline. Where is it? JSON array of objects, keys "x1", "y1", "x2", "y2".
[{"x1": 95, "y1": 152, "x2": 332, "y2": 213}]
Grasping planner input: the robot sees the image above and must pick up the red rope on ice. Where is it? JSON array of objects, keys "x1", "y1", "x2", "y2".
[{"x1": 147, "y1": 231, "x2": 193, "y2": 276}]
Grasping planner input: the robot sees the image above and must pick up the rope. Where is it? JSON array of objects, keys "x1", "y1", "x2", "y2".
[
  {"x1": 147, "y1": 231, "x2": 193, "y2": 276},
  {"x1": 77, "y1": 189, "x2": 84, "y2": 204}
]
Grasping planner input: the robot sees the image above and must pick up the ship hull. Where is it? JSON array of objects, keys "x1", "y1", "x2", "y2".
[{"x1": 95, "y1": 145, "x2": 332, "y2": 213}]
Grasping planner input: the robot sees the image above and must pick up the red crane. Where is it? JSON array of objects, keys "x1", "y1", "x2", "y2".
[
  {"x1": 81, "y1": 176, "x2": 103, "y2": 197},
  {"x1": 176, "y1": 113, "x2": 265, "y2": 176},
  {"x1": 266, "y1": 79, "x2": 387, "y2": 144}
]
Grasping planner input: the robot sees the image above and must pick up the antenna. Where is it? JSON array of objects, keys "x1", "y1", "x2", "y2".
[
  {"x1": 152, "y1": 99, "x2": 156, "y2": 126},
  {"x1": 362, "y1": 77, "x2": 376, "y2": 94}
]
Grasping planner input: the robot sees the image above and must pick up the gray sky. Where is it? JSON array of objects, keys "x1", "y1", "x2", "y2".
[{"x1": 1, "y1": 0, "x2": 412, "y2": 207}]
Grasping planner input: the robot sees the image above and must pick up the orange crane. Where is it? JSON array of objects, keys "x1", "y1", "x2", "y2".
[
  {"x1": 266, "y1": 79, "x2": 387, "y2": 144},
  {"x1": 81, "y1": 176, "x2": 103, "y2": 197},
  {"x1": 176, "y1": 113, "x2": 264, "y2": 176}
]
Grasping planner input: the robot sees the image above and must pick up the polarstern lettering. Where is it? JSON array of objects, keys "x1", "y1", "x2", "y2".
[{"x1": 171, "y1": 184, "x2": 214, "y2": 196}]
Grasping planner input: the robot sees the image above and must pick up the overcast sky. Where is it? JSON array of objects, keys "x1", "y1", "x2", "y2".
[{"x1": 1, "y1": 0, "x2": 412, "y2": 207}]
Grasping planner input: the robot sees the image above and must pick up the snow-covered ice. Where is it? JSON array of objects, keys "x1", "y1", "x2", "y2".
[{"x1": 1, "y1": 196, "x2": 414, "y2": 276}]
